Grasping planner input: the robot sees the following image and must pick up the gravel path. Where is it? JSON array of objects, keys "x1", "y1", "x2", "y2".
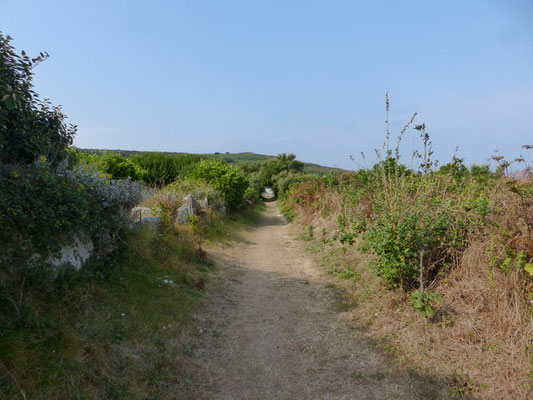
[{"x1": 183, "y1": 202, "x2": 456, "y2": 400}]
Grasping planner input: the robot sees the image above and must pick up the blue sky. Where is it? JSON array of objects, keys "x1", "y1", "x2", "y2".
[{"x1": 2, "y1": 0, "x2": 532, "y2": 169}]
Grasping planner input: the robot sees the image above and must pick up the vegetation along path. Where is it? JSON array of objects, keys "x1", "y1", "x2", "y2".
[{"x1": 183, "y1": 202, "x2": 458, "y2": 400}]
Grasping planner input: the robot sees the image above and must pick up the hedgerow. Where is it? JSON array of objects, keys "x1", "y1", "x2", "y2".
[
  {"x1": 284, "y1": 104, "x2": 532, "y2": 298},
  {"x1": 0, "y1": 34, "x2": 143, "y2": 282},
  {"x1": 280, "y1": 110, "x2": 532, "y2": 398},
  {"x1": 130, "y1": 152, "x2": 204, "y2": 186}
]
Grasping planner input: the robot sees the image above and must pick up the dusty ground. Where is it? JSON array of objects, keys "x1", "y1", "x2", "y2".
[{"x1": 181, "y1": 202, "x2": 459, "y2": 400}]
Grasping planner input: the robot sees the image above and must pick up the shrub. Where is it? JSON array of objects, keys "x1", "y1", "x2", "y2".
[
  {"x1": 0, "y1": 160, "x2": 143, "y2": 282},
  {"x1": 363, "y1": 177, "x2": 461, "y2": 290},
  {"x1": 0, "y1": 34, "x2": 75, "y2": 165},
  {"x1": 243, "y1": 185, "x2": 260, "y2": 204},
  {"x1": 130, "y1": 153, "x2": 203, "y2": 186},
  {"x1": 257, "y1": 153, "x2": 304, "y2": 188},
  {"x1": 101, "y1": 153, "x2": 142, "y2": 180},
  {"x1": 189, "y1": 159, "x2": 249, "y2": 209},
  {"x1": 273, "y1": 170, "x2": 315, "y2": 198}
]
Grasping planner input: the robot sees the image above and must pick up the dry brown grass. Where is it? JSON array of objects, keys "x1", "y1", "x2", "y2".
[{"x1": 290, "y1": 185, "x2": 533, "y2": 400}]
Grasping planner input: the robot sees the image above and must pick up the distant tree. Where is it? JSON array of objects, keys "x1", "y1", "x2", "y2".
[{"x1": 0, "y1": 33, "x2": 76, "y2": 165}]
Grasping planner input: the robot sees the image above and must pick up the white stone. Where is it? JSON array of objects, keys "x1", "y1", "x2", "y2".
[
  {"x1": 177, "y1": 194, "x2": 202, "y2": 224},
  {"x1": 49, "y1": 234, "x2": 94, "y2": 271}
]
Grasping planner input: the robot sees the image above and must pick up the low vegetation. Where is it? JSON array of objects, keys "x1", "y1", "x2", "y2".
[
  {"x1": 0, "y1": 34, "x2": 308, "y2": 398},
  {"x1": 2, "y1": 32, "x2": 531, "y2": 399},
  {"x1": 280, "y1": 99, "x2": 532, "y2": 399}
]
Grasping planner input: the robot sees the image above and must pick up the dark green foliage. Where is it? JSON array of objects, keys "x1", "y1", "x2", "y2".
[
  {"x1": 0, "y1": 162, "x2": 88, "y2": 275},
  {"x1": 437, "y1": 158, "x2": 469, "y2": 179},
  {"x1": 258, "y1": 153, "x2": 304, "y2": 188},
  {"x1": 102, "y1": 153, "x2": 141, "y2": 180},
  {"x1": 364, "y1": 194, "x2": 458, "y2": 289},
  {"x1": 0, "y1": 161, "x2": 143, "y2": 280},
  {"x1": 243, "y1": 185, "x2": 260, "y2": 204},
  {"x1": 284, "y1": 129, "x2": 515, "y2": 294},
  {"x1": 238, "y1": 153, "x2": 308, "y2": 203},
  {"x1": 189, "y1": 159, "x2": 249, "y2": 209},
  {"x1": 130, "y1": 153, "x2": 203, "y2": 186},
  {"x1": 0, "y1": 33, "x2": 76, "y2": 165},
  {"x1": 470, "y1": 164, "x2": 491, "y2": 183},
  {"x1": 273, "y1": 170, "x2": 316, "y2": 198},
  {"x1": 372, "y1": 157, "x2": 411, "y2": 178}
]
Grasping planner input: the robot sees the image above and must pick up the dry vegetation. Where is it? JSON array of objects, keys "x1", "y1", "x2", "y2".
[{"x1": 282, "y1": 171, "x2": 532, "y2": 399}]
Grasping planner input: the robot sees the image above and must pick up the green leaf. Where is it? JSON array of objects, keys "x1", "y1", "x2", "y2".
[{"x1": 524, "y1": 263, "x2": 533, "y2": 277}]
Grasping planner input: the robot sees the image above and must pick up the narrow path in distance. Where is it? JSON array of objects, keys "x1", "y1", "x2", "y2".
[{"x1": 183, "y1": 202, "x2": 456, "y2": 400}]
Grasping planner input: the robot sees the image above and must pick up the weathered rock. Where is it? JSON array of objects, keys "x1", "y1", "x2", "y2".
[
  {"x1": 49, "y1": 234, "x2": 94, "y2": 271},
  {"x1": 131, "y1": 206, "x2": 162, "y2": 226},
  {"x1": 177, "y1": 194, "x2": 202, "y2": 224},
  {"x1": 136, "y1": 216, "x2": 163, "y2": 226},
  {"x1": 199, "y1": 196, "x2": 209, "y2": 210}
]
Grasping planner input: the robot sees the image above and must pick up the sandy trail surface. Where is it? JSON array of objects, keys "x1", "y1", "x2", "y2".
[{"x1": 183, "y1": 202, "x2": 455, "y2": 400}]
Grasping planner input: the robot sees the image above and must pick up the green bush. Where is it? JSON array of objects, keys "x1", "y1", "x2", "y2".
[
  {"x1": 363, "y1": 181, "x2": 458, "y2": 289},
  {"x1": 0, "y1": 34, "x2": 75, "y2": 165},
  {"x1": 0, "y1": 161, "x2": 143, "y2": 280},
  {"x1": 243, "y1": 185, "x2": 260, "y2": 204},
  {"x1": 101, "y1": 153, "x2": 142, "y2": 180},
  {"x1": 285, "y1": 132, "x2": 503, "y2": 293},
  {"x1": 257, "y1": 153, "x2": 304, "y2": 188},
  {"x1": 239, "y1": 153, "x2": 307, "y2": 202},
  {"x1": 273, "y1": 170, "x2": 315, "y2": 198},
  {"x1": 189, "y1": 159, "x2": 249, "y2": 209},
  {"x1": 130, "y1": 153, "x2": 203, "y2": 186}
]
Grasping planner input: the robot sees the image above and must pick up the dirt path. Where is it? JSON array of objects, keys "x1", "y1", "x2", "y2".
[{"x1": 183, "y1": 202, "x2": 455, "y2": 399}]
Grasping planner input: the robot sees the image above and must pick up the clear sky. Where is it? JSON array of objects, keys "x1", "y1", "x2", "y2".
[{"x1": 2, "y1": 0, "x2": 532, "y2": 169}]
